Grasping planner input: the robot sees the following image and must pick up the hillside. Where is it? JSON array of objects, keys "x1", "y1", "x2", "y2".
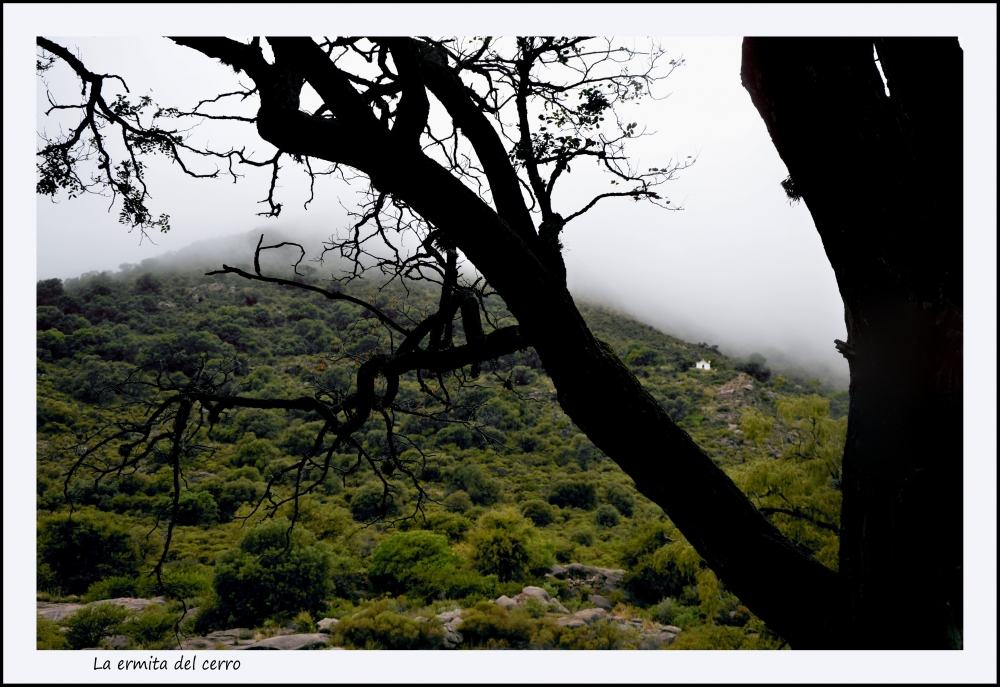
[{"x1": 35, "y1": 261, "x2": 847, "y2": 650}]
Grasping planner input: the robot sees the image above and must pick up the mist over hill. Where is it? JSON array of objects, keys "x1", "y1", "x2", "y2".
[{"x1": 93, "y1": 227, "x2": 846, "y2": 390}]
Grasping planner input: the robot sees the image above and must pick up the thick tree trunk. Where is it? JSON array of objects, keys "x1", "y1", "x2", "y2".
[{"x1": 741, "y1": 38, "x2": 963, "y2": 649}]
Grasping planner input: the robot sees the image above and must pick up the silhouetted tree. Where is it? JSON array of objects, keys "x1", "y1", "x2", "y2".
[{"x1": 36, "y1": 36, "x2": 962, "y2": 648}]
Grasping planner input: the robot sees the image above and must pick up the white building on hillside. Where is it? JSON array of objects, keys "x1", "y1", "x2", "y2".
[{"x1": 695, "y1": 359, "x2": 711, "y2": 370}]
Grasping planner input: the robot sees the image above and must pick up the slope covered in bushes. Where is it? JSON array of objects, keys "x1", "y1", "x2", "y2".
[{"x1": 36, "y1": 259, "x2": 847, "y2": 649}]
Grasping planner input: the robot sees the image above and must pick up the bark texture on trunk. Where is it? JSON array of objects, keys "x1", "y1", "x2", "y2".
[{"x1": 741, "y1": 38, "x2": 963, "y2": 649}]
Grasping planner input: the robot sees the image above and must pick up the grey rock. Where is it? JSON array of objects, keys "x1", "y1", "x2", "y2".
[
  {"x1": 555, "y1": 618, "x2": 587, "y2": 629},
  {"x1": 436, "y1": 609, "x2": 464, "y2": 649},
  {"x1": 317, "y1": 617, "x2": 339, "y2": 633},
  {"x1": 239, "y1": 633, "x2": 329, "y2": 650},
  {"x1": 179, "y1": 637, "x2": 228, "y2": 650},
  {"x1": 493, "y1": 595, "x2": 518, "y2": 610},
  {"x1": 640, "y1": 631, "x2": 679, "y2": 649},
  {"x1": 571, "y1": 608, "x2": 607, "y2": 625},
  {"x1": 36, "y1": 603, "x2": 85, "y2": 622},
  {"x1": 100, "y1": 634, "x2": 131, "y2": 650},
  {"x1": 588, "y1": 594, "x2": 614, "y2": 611},
  {"x1": 661, "y1": 625, "x2": 681, "y2": 634},
  {"x1": 36, "y1": 596, "x2": 166, "y2": 623},
  {"x1": 516, "y1": 586, "x2": 570, "y2": 614}
]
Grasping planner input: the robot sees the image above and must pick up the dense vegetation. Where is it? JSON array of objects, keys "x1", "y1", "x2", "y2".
[{"x1": 36, "y1": 257, "x2": 847, "y2": 650}]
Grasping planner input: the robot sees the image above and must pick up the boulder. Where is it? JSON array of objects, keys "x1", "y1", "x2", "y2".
[
  {"x1": 239, "y1": 633, "x2": 329, "y2": 650},
  {"x1": 571, "y1": 608, "x2": 607, "y2": 625},
  {"x1": 317, "y1": 617, "x2": 339, "y2": 633},
  {"x1": 494, "y1": 595, "x2": 518, "y2": 610},
  {"x1": 555, "y1": 618, "x2": 587, "y2": 629},
  {"x1": 640, "y1": 630, "x2": 679, "y2": 650},
  {"x1": 436, "y1": 609, "x2": 464, "y2": 649},
  {"x1": 588, "y1": 594, "x2": 614, "y2": 611}
]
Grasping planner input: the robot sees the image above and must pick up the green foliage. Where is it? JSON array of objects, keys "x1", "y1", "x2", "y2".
[
  {"x1": 37, "y1": 616, "x2": 70, "y2": 650},
  {"x1": 331, "y1": 599, "x2": 442, "y2": 649},
  {"x1": 82, "y1": 574, "x2": 158, "y2": 603},
  {"x1": 367, "y1": 531, "x2": 462, "y2": 599},
  {"x1": 124, "y1": 604, "x2": 179, "y2": 648},
  {"x1": 210, "y1": 518, "x2": 334, "y2": 628},
  {"x1": 625, "y1": 345, "x2": 665, "y2": 367},
  {"x1": 349, "y1": 482, "x2": 401, "y2": 522},
  {"x1": 548, "y1": 477, "x2": 598, "y2": 510},
  {"x1": 447, "y1": 464, "x2": 501, "y2": 506},
  {"x1": 37, "y1": 513, "x2": 145, "y2": 595},
  {"x1": 551, "y1": 620, "x2": 642, "y2": 650},
  {"x1": 603, "y1": 482, "x2": 636, "y2": 517},
  {"x1": 443, "y1": 490, "x2": 473, "y2": 514},
  {"x1": 458, "y1": 602, "x2": 534, "y2": 648},
  {"x1": 666, "y1": 617, "x2": 786, "y2": 650},
  {"x1": 34, "y1": 268, "x2": 850, "y2": 648},
  {"x1": 469, "y1": 509, "x2": 535, "y2": 582},
  {"x1": 423, "y1": 512, "x2": 472, "y2": 542},
  {"x1": 175, "y1": 490, "x2": 220, "y2": 526},
  {"x1": 520, "y1": 499, "x2": 555, "y2": 526},
  {"x1": 64, "y1": 601, "x2": 133, "y2": 649},
  {"x1": 594, "y1": 504, "x2": 621, "y2": 528},
  {"x1": 622, "y1": 536, "x2": 700, "y2": 605}
]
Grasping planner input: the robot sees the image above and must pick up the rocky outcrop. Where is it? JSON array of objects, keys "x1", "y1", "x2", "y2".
[
  {"x1": 238, "y1": 633, "x2": 329, "y2": 650},
  {"x1": 547, "y1": 563, "x2": 630, "y2": 602},
  {"x1": 316, "y1": 617, "x2": 339, "y2": 634},
  {"x1": 436, "y1": 609, "x2": 464, "y2": 649},
  {"x1": 37, "y1": 596, "x2": 167, "y2": 622},
  {"x1": 493, "y1": 585, "x2": 570, "y2": 614},
  {"x1": 179, "y1": 628, "x2": 256, "y2": 650},
  {"x1": 555, "y1": 608, "x2": 680, "y2": 648}
]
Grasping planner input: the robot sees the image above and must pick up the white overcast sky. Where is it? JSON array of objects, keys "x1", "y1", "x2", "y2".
[
  {"x1": 5, "y1": 4, "x2": 997, "y2": 683},
  {"x1": 30, "y1": 33, "x2": 859, "y2": 383}
]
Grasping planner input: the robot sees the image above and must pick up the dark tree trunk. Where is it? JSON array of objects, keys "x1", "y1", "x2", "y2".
[{"x1": 741, "y1": 38, "x2": 963, "y2": 649}]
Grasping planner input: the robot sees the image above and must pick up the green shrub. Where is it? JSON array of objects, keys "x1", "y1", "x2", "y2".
[
  {"x1": 593, "y1": 504, "x2": 621, "y2": 528},
  {"x1": 666, "y1": 619, "x2": 785, "y2": 650},
  {"x1": 159, "y1": 562, "x2": 213, "y2": 601},
  {"x1": 423, "y1": 512, "x2": 471, "y2": 542},
  {"x1": 82, "y1": 574, "x2": 158, "y2": 603},
  {"x1": 548, "y1": 478, "x2": 597, "y2": 510},
  {"x1": 651, "y1": 597, "x2": 676, "y2": 625},
  {"x1": 458, "y1": 602, "x2": 534, "y2": 648},
  {"x1": 216, "y1": 478, "x2": 265, "y2": 519},
  {"x1": 520, "y1": 499, "x2": 555, "y2": 527},
  {"x1": 367, "y1": 531, "x2": 461, "y2": 599},
  {"x1": 554, "y1": 620, "x2": 642, "y2": 650},
  {"x1": 448, "y1": 464, "x2": 501, "y2": 506},
  {"x1": 621, "y1": 536, "x2": 699, "y2": 606},
  {"x1": 603, "y1": 483, "x2": 636, "y2": 517},
  {"x1": 37, "y1": 513, "x2": 145, "y2": 595},
  {"x1": 349, "y1": 482, "x2": 401, "y2": 522},
  {"x1": 65, "y1": 602, "x2": 133, "y2": 649},
  {"x1": 123, "y1": 605, "x2": 179, "y2": 648},
  {"x1": 210, "y1": 518, "x2": 334, "y2": 628},
  {"x1": 436, "y1": 424, "x2": 475, "y2": 449},
  {"x1": 332, "y1": 600, "x2": 442, "y2": 649},
  {"x1": 443, "y1": 490, "x2": 473, "y2": 514},
  {"x1": 175, "y1": 490, "x2": 220, "y2": 526},
  {"x1": 441, "y1": 569, "x2": 499, "y2": 602},
  {"x1": 570, "y1": 528, "x2": 596, "y2": 547},
  {"x1": 469, "y1": 509, "x2": 534, "y2": 582},
  {"x1": 37, "y1": 616, "x2": 70, "y2": 650}
]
